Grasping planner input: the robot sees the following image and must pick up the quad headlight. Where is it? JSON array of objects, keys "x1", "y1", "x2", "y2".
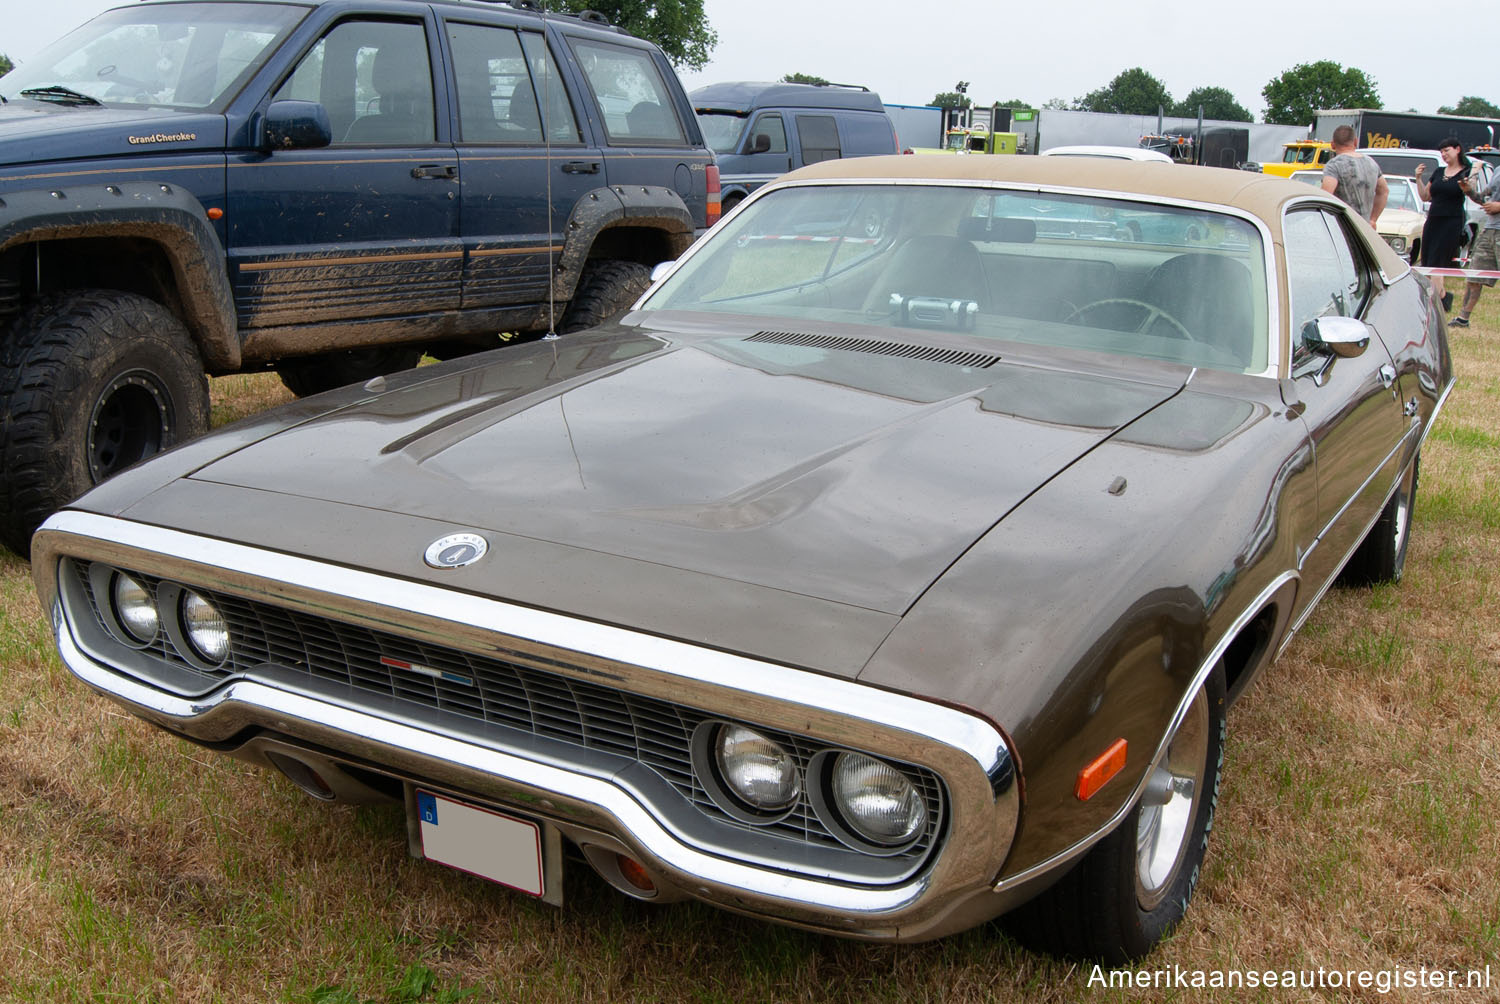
[
  {"x1": 179, "y1": 590, "x2": 229, "y2": 666},
  {"x1": 714, "y1": 724, "x2": 801, "y2": 812},
  {"x1": 828, "y1": 751, "x2": 927, "y2": 847},
  {"x1": 110, "y1": 572, "x2": 159, "y2": 644}
]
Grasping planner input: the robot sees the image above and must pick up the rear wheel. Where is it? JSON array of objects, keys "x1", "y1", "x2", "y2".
[
  {"x1": 558, "y1": 260, "x2": 652, "y2": 334},
  {"x1": 275, "y1": 346, "x2": 423, "y2": 398},
  {"x1": 0, "y1": 290, "x2": 209, "y2": 557},
  {"x1": 1006, "y1": 660, "x2": 1226, "y2": 963}
]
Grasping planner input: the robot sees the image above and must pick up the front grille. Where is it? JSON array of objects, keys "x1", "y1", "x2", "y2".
[{"x1": 75, "y1": 561, "x2": 944, "y2": 864}]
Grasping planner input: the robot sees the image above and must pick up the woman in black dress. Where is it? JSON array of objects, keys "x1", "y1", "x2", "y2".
[{"x1": 1414, "y1": 137, "x2": 1473, "y2": 311}]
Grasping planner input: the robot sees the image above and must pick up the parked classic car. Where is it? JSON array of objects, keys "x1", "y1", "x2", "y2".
[
  {"x1": 1289, "y1": 169, "x2": 1428, "y2": 261},
  {"x1": 32, "y1": 155, "x2": 1452, "y2": 962}
]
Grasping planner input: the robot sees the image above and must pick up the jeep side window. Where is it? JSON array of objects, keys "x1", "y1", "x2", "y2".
[
  {"x1": 569, "y1": 39, "x2": 685, "y2": 145},
  {"x1": 274, "y1": 19, "x2": 434, "y2": 145},
  {"x1": 446, "y1": 23, "x2": 579, "y2": 145},
  {"x1": 746, "y1": 114, "x2": 786, "y2": 155},
  {"x1": 518, "y1": 31, "x2": 581, "y2": 144},
  {"x1": 796, "y1": 115, "x2": 841, "y2": 164}
]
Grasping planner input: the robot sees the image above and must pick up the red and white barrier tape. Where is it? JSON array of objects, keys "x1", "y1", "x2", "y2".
[{"x1": 1413, "y1": 266, "x2": 1500, "y2": 279}]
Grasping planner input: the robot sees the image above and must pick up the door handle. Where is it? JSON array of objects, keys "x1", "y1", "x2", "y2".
[
  {"x1": 411, "y1": 164, "x2": 457, "y2": 180},
  {"x1": 1378, "y1": 363, "x2": 1396, "y2": 388},
  {"x1": 561, "y1": 161, "x2": 600, "y2": 175}
]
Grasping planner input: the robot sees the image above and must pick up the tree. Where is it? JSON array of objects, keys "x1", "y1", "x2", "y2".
[
  {"x1": 1170, "y1": 86, "x2": 1251, "y2": 122},
  {"x1": 1076, "y1": 68, "x2": 1172, "y2": 116},
  {"x1": 1438, "y1": 95, "x2": 1500, "y2": 118},
  {"x1": 781, "y1": 73, "x2": 829, "y2": 86},
  {"x1": 930, "y1": 82, "x2": 971, "y2": 110},
  {"x1": 0, "y1": 54, "x2": 12, "y2": 77},
  {"x1": 992, "y1": 98, "x2": 1032, "y2": 110},
  {"x1": 1261, "y1": 61, "x2": 1380, "y2": 126},
  {"x1": 555, "y1": 0, "x2": 717, "y2": 70}
]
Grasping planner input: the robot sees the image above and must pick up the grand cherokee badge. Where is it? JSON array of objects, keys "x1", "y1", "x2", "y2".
[{"x1": 423, "y1": 533, "x2": 487, "y2": 569}]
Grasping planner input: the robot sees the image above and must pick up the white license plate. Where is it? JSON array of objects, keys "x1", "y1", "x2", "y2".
[{"x1": 416, "y1": 791, "x2": 544, "y2": 897}]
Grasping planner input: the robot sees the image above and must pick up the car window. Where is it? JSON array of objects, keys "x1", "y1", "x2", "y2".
[
  {"x1": 570, "y1": 39, "x2": 685, "y2": 145},
  {"x1": 275, "y1": 19, "x2": 435, "y2": 145},
  {"x1": 647, "y1": 184, "x2": 1269, "y2": 375},
  {"x1": 0, "y1": 2, "x2": 302, "y2": 109},
  {"x1": 696, "y1": 110, "x2": 747, "y2": 154},
  {"x1": 796, "y1": 114, "x2": 841, "y2": 163},
  {"x1": 1284, "y1": 208, "x2": 1371, "y2": 345},
  {"x1": 748, "y1": 113, "x2": 787, "y2": 154},
  {"x1": 445, "y1": 23, "x2": 578, "y2": 144}
]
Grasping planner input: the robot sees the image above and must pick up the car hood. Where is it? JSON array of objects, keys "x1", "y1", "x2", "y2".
[
  {"x1": 182, "y1": 322, "x2": 1183, "y2": 616},
  {"x1": 1376, "y1": 207, "x2": 1423, "y2": 235},
  {"x1": 0, "y1": 103, "x2": 225, "y2": 167}
]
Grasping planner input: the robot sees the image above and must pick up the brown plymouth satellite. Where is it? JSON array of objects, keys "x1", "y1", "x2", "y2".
[{"x1": 31, "y1": 156, "x2": 1452, "y2": 962}]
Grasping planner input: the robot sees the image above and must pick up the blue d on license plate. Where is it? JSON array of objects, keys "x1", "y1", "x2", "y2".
[{"x1": 416, "y1": 791, "x2": 544, "y2": 897}]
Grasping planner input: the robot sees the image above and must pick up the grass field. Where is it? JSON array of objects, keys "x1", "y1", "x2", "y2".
[{"x1": 2, "y1": 300, "x2": 1498, "y2": 1003}]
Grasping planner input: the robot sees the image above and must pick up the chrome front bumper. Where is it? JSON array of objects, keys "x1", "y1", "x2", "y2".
[{"x1": 34, "y1": 510, "x2": 1024, "y2": 941}]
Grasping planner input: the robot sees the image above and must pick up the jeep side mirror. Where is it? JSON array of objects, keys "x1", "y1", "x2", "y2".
[
  {"x1": 749, "y1": 133, "x2": 771, "y2": 154},
  {"x1": 263, "y1": 100, "x2": 332, "y2": 152}
]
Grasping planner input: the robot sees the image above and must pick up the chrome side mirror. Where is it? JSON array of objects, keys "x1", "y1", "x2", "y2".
[{"x1": 1302, "y1": 315, "x2": 1371, "y2": 358}]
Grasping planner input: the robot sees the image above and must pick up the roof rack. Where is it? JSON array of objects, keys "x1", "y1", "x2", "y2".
[{"x1": 460, "y1": 0, "x2": 614, "y2": 25}]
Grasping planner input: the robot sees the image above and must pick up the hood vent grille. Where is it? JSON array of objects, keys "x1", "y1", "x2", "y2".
[{"x1": 747, "y1": 330, "x2": 1001, "y2": 369}]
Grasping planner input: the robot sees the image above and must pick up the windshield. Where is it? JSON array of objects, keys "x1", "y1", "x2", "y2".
[
  {"x1": 695, "y1": 110, "x2": 747, "y2": 154},
  {"x1": 645, "y1": 183, "x2": 1269, "y2": 375},
  {"x1": 0, "y1": 3, "x2": 305, "y2": 110},
  {"x1": 1383, "y1": 178, "x2": 1420, "y2": 212},
  {"x1": 1366, "y1": 153, "x2": 1436, "y2": 178}
]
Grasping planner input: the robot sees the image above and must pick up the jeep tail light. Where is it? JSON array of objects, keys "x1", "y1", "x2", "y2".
[{"x1": 706, "y1": 163, "x2": 721, "y2": 226}]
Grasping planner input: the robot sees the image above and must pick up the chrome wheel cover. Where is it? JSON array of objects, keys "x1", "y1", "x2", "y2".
[{"x1": 1135, "y1": 684, "x2": 1209, "y2": 910}]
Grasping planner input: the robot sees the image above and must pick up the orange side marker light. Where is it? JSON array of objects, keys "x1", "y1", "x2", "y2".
[
  {"x1": 206, "y1": 207, "x2": 224, "y2": 220},
  {"x1": 1075, "y1": 738, "x2": 1128, "y2": 801}
]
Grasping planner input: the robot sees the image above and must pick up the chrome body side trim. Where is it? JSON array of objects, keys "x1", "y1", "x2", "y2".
[{"x1": 33, "y1": 510, "x2": 1019, "y2": 940}]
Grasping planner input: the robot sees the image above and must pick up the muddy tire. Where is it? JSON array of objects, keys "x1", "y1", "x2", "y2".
[
  {"x1": 0, "y1": 290, "x2": 209, "y2": 557},
  {"x1": 275, "y1": 346, "x2": 424, "y2": 398},
  {"x1": 1005, "y1": 661, "x2": 1226, "y2": 964},
  {"x1": 558, "y1": 260, "x2": 652, "y2": 334}
]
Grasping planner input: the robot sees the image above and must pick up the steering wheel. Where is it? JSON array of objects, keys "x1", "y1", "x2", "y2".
[{"x1": 1064, "y1": 298, "x2": 1195, "y2": 342}]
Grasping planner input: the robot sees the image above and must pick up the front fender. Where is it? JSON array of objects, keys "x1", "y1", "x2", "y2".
[{"x1": 0, "y1": 182, "x2": 239, "y2": 370}]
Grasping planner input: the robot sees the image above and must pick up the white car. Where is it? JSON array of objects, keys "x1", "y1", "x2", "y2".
[
  {"x1": 1040, "y1": 145, "x2": 1174, "y2": 164},
  {"x1": 1285, "y1": 168, "x2": 1426, "y2": 262}
]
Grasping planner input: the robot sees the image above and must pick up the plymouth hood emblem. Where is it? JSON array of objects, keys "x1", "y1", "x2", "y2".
[{"x1": 424, "y1": 532, "x2": 488, "y2": 569}]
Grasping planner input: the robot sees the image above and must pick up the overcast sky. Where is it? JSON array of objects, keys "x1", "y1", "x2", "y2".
[{"x1": 7, "y1": 0, "x2": 1492, "y2": 121}]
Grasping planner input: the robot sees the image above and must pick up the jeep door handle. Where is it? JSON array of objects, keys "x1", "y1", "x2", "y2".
[
  {"x1": 561, "y1": 161, "x2": 601, "y2": 174},
  {"x1": 1378, "y1": 363, "x2": 1396, "y2": 388},
  {"x1": 411, "y1": 164, "x2": 457, "y2": 180}
]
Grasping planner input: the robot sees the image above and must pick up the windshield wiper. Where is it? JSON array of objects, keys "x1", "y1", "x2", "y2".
[{"x1": 20, "y1": 85, "x2": 102, "y2": 107}]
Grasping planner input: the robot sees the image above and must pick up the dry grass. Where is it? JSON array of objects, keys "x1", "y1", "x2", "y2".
[{"x1": 3, "y1": 307, "x2": 1500, "y2": 1002}]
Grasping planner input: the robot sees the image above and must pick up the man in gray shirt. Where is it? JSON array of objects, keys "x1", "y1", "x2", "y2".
[
  {"x1": 1321, "y1": 125, "x2": 1388, "y2": 223},
  {"x1": 1450, "y1": 168, "x2": 1500, "y2": 327}
]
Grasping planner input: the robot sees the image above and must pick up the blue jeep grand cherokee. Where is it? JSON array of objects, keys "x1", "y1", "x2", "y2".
[{"x1": 0, "y1": 0, "x2": 720, "y2": 556}]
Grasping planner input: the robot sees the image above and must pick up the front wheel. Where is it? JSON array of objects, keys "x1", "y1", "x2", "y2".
[
  {"x1": 1006, "y1": 660, "x2": 1226, "y2": 963},
  {"x1": 0, "y1": 290, "x2": 209, "y2": 557},
  {"x1": 1342, "y1": 453, "x2": 1419, "y2": 586}
]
